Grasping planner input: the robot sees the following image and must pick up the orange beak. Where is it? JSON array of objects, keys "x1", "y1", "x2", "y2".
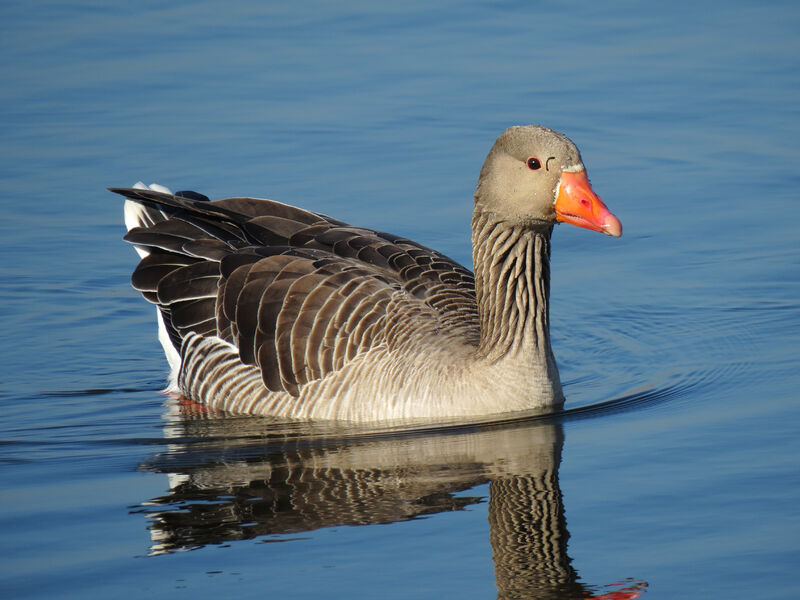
[{"x1": 554, "y1": 169, "x2": 622, "y2": 237}]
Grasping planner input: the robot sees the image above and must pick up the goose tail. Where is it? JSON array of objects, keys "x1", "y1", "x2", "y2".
[
  {"x1": 123, "y1": 182, "x2": 172, "y2": 257},
  {"x1": 122, "y1": 182, "x2": 182, "y2": 390}
]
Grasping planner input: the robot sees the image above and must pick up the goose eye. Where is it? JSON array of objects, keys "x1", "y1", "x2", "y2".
[{"x1": 526, "y1": 157, "x2": 542, "y2": 171}]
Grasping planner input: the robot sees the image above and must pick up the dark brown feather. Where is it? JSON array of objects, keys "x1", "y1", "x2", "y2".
[
  {"x1": 181, "y1": 239, "x2": 232, "y2": 261},
  {"x1": 157, "y1": 262, "x2": 220, "y2": 304},
  {"x1": 255, "y1": 278, "x2": 295, "y2": 392},
  {"x1": 131, "y1": 253, "x2": 202, "y2": 293},
  {"x1": 170, "y1": 298, "x2": 217, "y2": 328},
  {"x1": 277, "y1": 273, "x2": 329, "y2": 386}
]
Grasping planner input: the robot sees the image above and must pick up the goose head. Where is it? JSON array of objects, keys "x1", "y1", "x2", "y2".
[{"x1": 474, "y1": 125, "x2": 622, "y2": 237}]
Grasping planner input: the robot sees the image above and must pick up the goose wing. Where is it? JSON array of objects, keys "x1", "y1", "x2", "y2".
[{"x1": 112, "y1": 187, "x2": 479, "y2": 396}]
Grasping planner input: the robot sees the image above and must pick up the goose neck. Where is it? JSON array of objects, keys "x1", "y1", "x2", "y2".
[{"x1": 471, "y1": 210, "x2": 554, "y2": 360}]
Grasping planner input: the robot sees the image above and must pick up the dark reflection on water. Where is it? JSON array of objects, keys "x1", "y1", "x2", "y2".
[{"x1": 135, "y1": 402, "x2": 647, "y2": 599}]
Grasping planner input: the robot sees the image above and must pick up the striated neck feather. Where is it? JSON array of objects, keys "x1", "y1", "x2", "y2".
[{"x1": 471, "y1": 209, "x2": 555, "y2": 364}]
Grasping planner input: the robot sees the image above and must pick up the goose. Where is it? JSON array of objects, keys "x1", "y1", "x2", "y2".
[{"x1": 112, "y1": 125, "x2": 621, "y2": 422}]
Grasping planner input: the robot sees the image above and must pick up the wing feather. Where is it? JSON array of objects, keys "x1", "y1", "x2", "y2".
[
  {"x1": 284, "y1": 273, "x2": 330, "y2": 385},
  {"x1": 170, "y1": 298, "x2": 217, "y2": 328},
  {"x1": 113, "y1": 186, "x2": 481, "y2": 401},
  {"x1": 255, "y1": 278, "x2": 295, "y2": 392},
  {"x1": 131, "y1": 253, "x2": 203, "y2": 297},
  {"x1": 157, "y1": 262, "x2": 220, "y2": 304},
  {"x1": 297, "y1": 278, "x2": 342, "y2": 381}
]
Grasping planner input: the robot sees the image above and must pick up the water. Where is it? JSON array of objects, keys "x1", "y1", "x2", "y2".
[{"x1": 1, "y1": 1, "x2": 798, "y2": 598}]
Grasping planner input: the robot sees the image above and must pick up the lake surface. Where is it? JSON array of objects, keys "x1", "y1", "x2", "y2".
[{"x1": 1, "y1": 1, "x2": 799, "y2": 598}]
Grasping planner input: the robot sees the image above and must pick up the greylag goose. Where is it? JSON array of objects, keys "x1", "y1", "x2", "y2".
[{"x1": 112, "y1": 125, "x2": 621, "y2": 422}]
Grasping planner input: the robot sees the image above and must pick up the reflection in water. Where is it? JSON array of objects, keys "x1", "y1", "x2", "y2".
[{"x1": 136, "y1": 402, "x2": 646, "y2": 599}]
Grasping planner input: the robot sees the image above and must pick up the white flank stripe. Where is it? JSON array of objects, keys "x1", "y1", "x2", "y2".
[{"x1": 157, "y1": 309, "x2": 181, "y2": 391}]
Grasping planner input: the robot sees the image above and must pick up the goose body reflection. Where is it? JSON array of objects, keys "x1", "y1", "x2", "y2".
[{"x1": 137, "y1": 406, "x2": 645, "y2": 599}]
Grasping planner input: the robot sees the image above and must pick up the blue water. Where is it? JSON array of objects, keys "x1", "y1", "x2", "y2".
[{"x1": 1, "y1": 1, "x2": 799, "y2": 598}]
